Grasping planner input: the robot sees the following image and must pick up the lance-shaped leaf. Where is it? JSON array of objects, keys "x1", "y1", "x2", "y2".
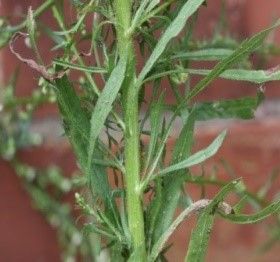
[
  {"x1": 55, "y1": 73, "x2": 117, "y2": 224},
  {"x1": 150, "y1": 111, "x2": 196, "y2": 244},
  {"x1": 155, "y1": 130, "x2": 227, "y2": 178},
  {"x1": 87, "y1": 56, "x2": 127, "y2": 172},
  {"x1": 194, "y1": 91, "x2": 264, "y2": 120},
  {"x1": 131, "y1": 0, "x2": 151, "y2": 30},
  {"x1": 149, "y1": 199, "x2": 211, "y2": 262},
  {"x1": 187, "y1": 68, "x2": 280, "y2": 84},
  {"x1": 221, "y1": 200, "x2": 280, "y2": 224},
  {"x1": 186, "y1": 212, "x2": 215, "y2": 262},
  {"x1": 137, "y1": 0, "x2": 205, "y2": 85},
  {"x1": 187, "y1": 20, "x2": 280, "y2": 100},
  {"x1": 144, "y1": 92, "x2": 165, "y2": 172},
  {"x1": 169, "y1": 48, "x2": 234, "y2": 61},
  {"x1": 53, "y1": 59, "x2": 107, "y2": 74},
  {"x1": 55, "y1": 74, "x2": 91, "y2": 144},
  {"x1": 185, "y1": 180, "x2": 239, "y2": 262}
]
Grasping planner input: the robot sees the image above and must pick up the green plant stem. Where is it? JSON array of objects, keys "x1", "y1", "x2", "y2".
[{"x1": 114, "y1": 0, "x2": 146, "y2": 260}]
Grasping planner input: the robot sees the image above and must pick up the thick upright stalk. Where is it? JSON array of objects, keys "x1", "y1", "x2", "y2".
[{"x1": 114, "y1": 1, "x2": 146, "y2": 260}]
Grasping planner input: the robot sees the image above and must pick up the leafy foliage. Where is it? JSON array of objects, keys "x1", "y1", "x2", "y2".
[{"x1": 2, "y1": 0, "x2": 280, "y2": 261}]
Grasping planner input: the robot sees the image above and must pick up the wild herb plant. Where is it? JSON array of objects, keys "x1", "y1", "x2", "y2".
[{"x1": 2, "y1": 0, "x2": 280, "y2": 261}]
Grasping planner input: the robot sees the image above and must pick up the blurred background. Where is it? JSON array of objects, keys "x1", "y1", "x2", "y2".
[{"x1": 0, "y1": 0, "x2": 280, "y2": 261}]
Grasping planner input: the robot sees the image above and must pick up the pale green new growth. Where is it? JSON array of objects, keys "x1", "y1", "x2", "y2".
[{"x1": 156, "y1": 130, "x2": 227, "y2": 178}]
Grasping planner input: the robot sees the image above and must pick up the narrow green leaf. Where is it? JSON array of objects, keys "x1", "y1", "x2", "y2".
[
  {"x1": 54, "y1": 75, "x2": 108, "y2": 196},
  {"x1": 91, "y1": 158, "x2": 124, "y2": 172},
  {"x1": 185, "y1": 180, "x2": 240, "y2": 262},
  {"x1": 156, "y1": 130, "x2": 227, "y2": 177},
  {"x1": 188, "y1": 68, "x2": 280, "y2": 84},
  {"x1": 194, "y1": 92, "x2": 263, "y2": 120},
  {"x1": 185, "y1": 211, "x2": 215, "y2": 262},
  {"x1": 150, "y1": 111, "x2": 196, "y2": 245},
  {"x1": 54, "y1": 73, "x2": 116, "y2": 224},
  {"x1": 83, "y1": 223, "x2": 116, "y2": 240},
  {"x1": 131, "y1": 0, "x2": 150, "y2": 30},
  {"x1": 137, "y1": 0, "x2": 205, "y2": 85},
  {"x1": 87, "y1": 56, "x2": 127, "y2": 172},
  {"x1": 143, "y1": 116, "x2": 175, "y2": 185},
  {"x1": 149, "y1": 200, "x2": 210, "y2": 262},
  {"x1": 119, "y1": 197, "x2": 131, "y2": 245},
  {"x1": 149, "y1": 180, "x2": 239, "y2": 261},
  {"x1": 146, "y1": 0, "x2": 160, "y2": 14},
  {"x1": 55, "y1": 74, "x2": 90, "y2": 143},
  {"x1": 144, "y1": 66, "x2": 280, "y2": 84},
  {"x1": 53, "y1": 59, "x2": 107, "y2": 74},
  {"x1": 144, "y1": 92, "x2": 164, "y2": 172},
  {"x1": 187, "y1": 20, "x2": 280, "y2": 100},
  {"x1": 222, "y1": 200, "x2": 280, "y2": 224},
  {"x1": 169, "y1": 48, "x2": 234, "y2": 61},
  {"x1": 171, "y1": 111, "x2": 196, "y2": 163}
]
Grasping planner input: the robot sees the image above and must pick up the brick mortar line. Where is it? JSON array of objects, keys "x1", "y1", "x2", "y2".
[{"x1": 29, "y1": 99, "x2": 280, "y2": 145}]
